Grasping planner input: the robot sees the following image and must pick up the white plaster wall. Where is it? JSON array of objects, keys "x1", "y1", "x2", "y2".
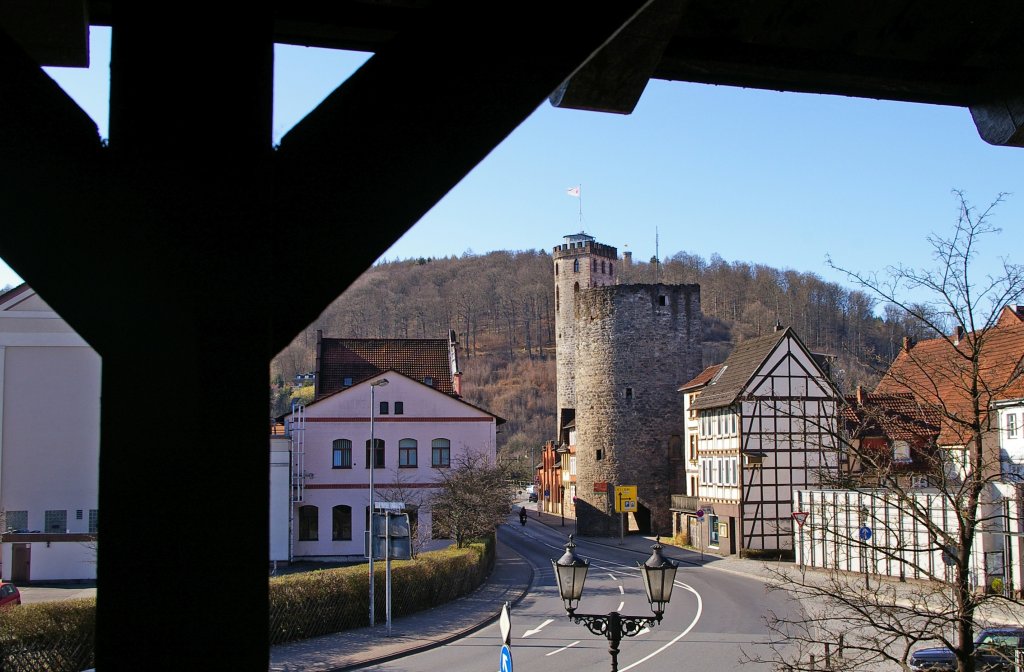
[
  {"x1": 269, "y1": 437, "x2": 291, "y2": 562},
  {"x1": 1, "y1": 541, "x2": 96, "y2": 582},
  {"x1": 286, "y1": 372, "x2": 497, "y2": 559}
]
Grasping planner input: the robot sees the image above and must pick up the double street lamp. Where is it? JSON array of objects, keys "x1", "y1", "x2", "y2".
[{"x1": 552, "y1": 535, "x2": 678, "y2": 672}]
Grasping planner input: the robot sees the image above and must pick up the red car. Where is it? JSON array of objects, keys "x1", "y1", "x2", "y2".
[{"x1": 0, "y1": 582, "x2": 21, "y2": 608}]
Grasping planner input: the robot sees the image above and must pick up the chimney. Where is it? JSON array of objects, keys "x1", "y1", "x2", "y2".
[
  {"x1": 773, "y1": 320, "x2": 784, "y2": 332},
  {"x1": 856, "y1": 385, "x2": 865, "y2": 406},
  {"x1": 453, "y1": 372, "x2": 462, "y2": 397},
  {"x1": 902, "y1": 336, "x2": 914, "y2": 352},
  {"x1": 954, "y1": 325, "x2": 964, "y2": 344},
  {"x1": 623, "y1": 250, "x2": 632, "y2": 266}
]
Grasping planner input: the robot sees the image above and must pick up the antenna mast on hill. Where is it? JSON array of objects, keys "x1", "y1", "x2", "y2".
[{"x1": 655, "y1": 227, "x2": 660, "y2": 283}]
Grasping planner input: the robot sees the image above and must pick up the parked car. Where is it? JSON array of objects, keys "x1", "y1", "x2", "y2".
[
  {"x1": 910, "y1": 627, "x2": 1024, "y2": 671},
  {"x1": 0, "y1": 582, "x2": 20, "y2": 609},
  {"x1": 528, "y1": 492, "x2": 538, "y2": 503}
]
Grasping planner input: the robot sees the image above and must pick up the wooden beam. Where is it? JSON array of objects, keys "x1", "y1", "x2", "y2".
[
  {"x1": 550, "y1": 0, "x2": 685, "y2": 115},
  {"x1": 971, "y1": 96, "x2": 1024, "y2": 147}
]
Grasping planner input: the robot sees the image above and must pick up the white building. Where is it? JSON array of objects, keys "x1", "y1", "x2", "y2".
[
  {"x1": 270, "y1": 333, "x2": 504, "y2": 562},
  {"x1": 0, "y1": 285, "x2": 99, "y2": 582}
]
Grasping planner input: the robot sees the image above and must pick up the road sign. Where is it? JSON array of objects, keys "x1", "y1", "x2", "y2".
[
  {"x1": 498, "y1": 603, "x2": 511, "y2": 645},
  {"x1": 792, "y1": 511, "x2": 808, "y2": 527},
  {"x1": 499, "y1": 644, "x2": 513, "y2": 672},
  {"x1": 858, "y1": 525, "x2": 872, "y2": 541},
  {"x1": 614, "y1": 485, "x2": 637, "y2": 513}
]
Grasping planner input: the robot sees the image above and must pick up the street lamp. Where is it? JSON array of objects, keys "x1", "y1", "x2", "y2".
[
  {"x1": 368, "y1": 377, "x2": 389, "y2": 628},
  {"x1": 560, "y1": 485, "x2": 566, "y2": 527},
  {"x1": 552, "y1": 535, "x2": 678, "y2": 672}
]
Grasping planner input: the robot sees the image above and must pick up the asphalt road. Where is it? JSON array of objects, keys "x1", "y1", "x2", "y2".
[{"x1": 358, "y1": 514, "x2": 798, "y2": 672}]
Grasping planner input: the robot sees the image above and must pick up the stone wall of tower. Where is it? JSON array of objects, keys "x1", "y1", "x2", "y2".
[
  {"x1": 572, "y1": 284, "x2": 703, "y2": 536},
  {"x1": 553, "y1": 240, "x2": 617, "y2": 436}
]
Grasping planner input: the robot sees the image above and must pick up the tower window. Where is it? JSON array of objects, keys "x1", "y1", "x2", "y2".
[
  {"x1": 659, "y1": 295, "x2": 667, "y2": 306},
  {"x1": 555, "y1": 263, "x2": 559, "y2": 275},
  {"x1": 596, "y1": 448, "x2": 604, "y2": 461},
  {"x1": 573, "y1": 259, "x2": 579, "y2": 273},
  {"x1": 625, "y1": 387, "x2": 633, "y2": 399},
  {"x1": 601, "y1": 260, "x2": 606, "y2": 273},
  {"x1": 592, "y1": 259, "x2": 597, "y2": 272}
]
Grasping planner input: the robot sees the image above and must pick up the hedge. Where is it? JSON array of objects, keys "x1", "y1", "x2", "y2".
[
  {"x1": 0, "y1": 598, "x2": 96, "y2": 672},
  {"x1": 269, "y1": 536, "x2": 494, "y2": 645},
  {"x1": 0, "y1": 537, "x2": 494, "y2": 667}
]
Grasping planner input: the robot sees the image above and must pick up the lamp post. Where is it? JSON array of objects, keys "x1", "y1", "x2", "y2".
[
  {"x1": 552, "y1": 535, "x2": 678, "y2": 672},
  {"x1": 560, "y1": 485, "x2": 566, "y2": 527},
  {"x1": 368, "y1": 377, "x2": 389, "y2": 628}
]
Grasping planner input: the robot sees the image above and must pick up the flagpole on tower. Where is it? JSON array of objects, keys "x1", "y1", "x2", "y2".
[{"x1": 566, "y1": 185, "x2": 582, "y2": 229}]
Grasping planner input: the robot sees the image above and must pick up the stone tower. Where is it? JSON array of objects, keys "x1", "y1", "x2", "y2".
[{"x1": 553, "y1": 233, "x2": 702, "y2": 536}]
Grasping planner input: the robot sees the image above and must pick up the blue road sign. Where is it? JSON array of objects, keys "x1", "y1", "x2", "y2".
[
  {"x1": 859, "y1": 525, "x2": 872, "y2": 541},
  {"x1": 499, "y1": 644, "x2": 513, "y2": 672}
]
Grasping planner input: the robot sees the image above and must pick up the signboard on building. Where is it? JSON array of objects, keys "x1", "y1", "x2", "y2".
[{"x1": 594, "y1": 482, "x2": 608, "y2": 493}]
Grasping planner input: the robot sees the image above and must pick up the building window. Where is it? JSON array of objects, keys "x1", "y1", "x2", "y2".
[
  {"x1": 569, "y1": 455, "x2": 577, "y2": 475},
  {"x1": 592, "y1": 259, "x2": 597, "y2": 272},
  {"x1": 709, "y1": 515, "x2": 720, "y2": 546},
  {"x1": 399, "y1": 438, "x2": 418, "y2": 467},
  {"x1": 555, "y1": 263, "x2": 559, "y2": 275},
  {"x1": 893, "y1": 440, "x2": 911, "y2": 463},
  {"x1": 596, "y1": 448, "x2": 604, "y2": 461},
  {"x1": 343, "y1": 377, "x2": 353, "y2": 387},
  {"x1": 910, "y1": 475, "x2": 930, "y2": 489},
  {"x1": 298, "y1": 505, "x2": 318, "y2": 541},
  {"x1": 573, "y1": 259, "x2": 579, "y2": 273},
  {"x1": 431, "y1": 438, "x2": 451, "y2": 467},
  {"x1": 379, "y1": 401, "x2": 389, "y2": 415},
  {"x1": 609, "y1": 262, "x2": 614, "y2": 275},
  {"x1": 44, "y1": 510, "x2": 67, "y2": 534},
  {"x1": 689, "y1": 476, "x2": 697, "y2": 495},
  {"x1": 689, "y1": 434, "x2": 698, "y2": 462},
  {"x1": 332, "y1": 505, "x2": 352, "y2": 541},
  {"x1": 6, "y1": 510, "x2": 27, "y2": 532},
  {"x1": 333, "y1": 439, "x2": 353, "y2": 468},
  {"x1": 625, "y1": 387, "x2": 633, "y2": 399},
  {"x1": 424, "y1": 376, "x2": 434, "y2": 387},
  {"x1": 395, "y1": 401, "x2": 404, "y2": 415},
  {"x1": 76, "y1": 509, "x2": 83, "y2": 520},
  {"x1": 88, "y1": 509, "x2": 99, "y2": 534},
  {"x1": 601, "y1": 260, "x2": 606, "y2": 273},
  {"x1": 366, "y1": 438, "x2": 385, "y2": 468},
  {"x1": 659, "y1": 295, "x2": 667, "y2": 306},
  {"x1": 1008, "y1": 413, "x2": 1018, "y2": 439}
]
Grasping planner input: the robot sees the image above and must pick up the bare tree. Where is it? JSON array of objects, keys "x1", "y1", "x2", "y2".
[
  {"x1": 428, "y1": 449, "x2": 516, "y2": 548},
  {"x1": 753, "y1": 192, "x2": 1024, "y2": 672}
]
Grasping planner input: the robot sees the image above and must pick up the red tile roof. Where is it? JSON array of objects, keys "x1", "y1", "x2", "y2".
[
  {"x1": 842, "y1": 392, "x2": 941, "y2": 443},
  {"x1": 679, "y1": 364, "x2": 724, "y2": 392},
  {"x1": 875, "y1": 308, "x2": 1024, "y2": 445},
  {"x1": 317, "y1": 337, "x2": 455, "y2": 398}
]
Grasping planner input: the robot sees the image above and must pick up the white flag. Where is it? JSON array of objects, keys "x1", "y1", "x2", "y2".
[{"x1": 566, "y1": 186, "x2": 580, "y2": 197}]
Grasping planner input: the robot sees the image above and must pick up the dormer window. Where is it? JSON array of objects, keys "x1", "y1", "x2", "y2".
[
  {"x1": 424, "y1": 376, "x2": 434, "y2": 387},
  {"x1": 343, "y1": 377, "x2": 353, "y2": 387}
]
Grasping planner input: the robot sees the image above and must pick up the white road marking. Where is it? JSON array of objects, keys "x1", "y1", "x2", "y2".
[
  {"x1": 619, "y1": 585, "x2": 625, "y2": 594},
  {"x1": 617, "y1": 601, "x2": 625, "y2": 612},
  {"x1": 619, "y1": 582, "x2": 703, "y2": 672},
  {"x1": 546, "y1": 641, "x2": 581, "y2": 656},
  {"x1": 608, "y1": 573, "x2": 617, "y2": 581},
  {"x1": 637, "y1": 627, "x2": 650, "y2": 635},
  {"x1": 523, "y1": 619, "x2": 554, "y2": 638}
]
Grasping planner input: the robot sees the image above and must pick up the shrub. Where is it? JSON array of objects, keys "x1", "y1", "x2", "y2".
[
  {"x1": 0, "y1": 598, "x2": 96, "y2": 671},
  {"x1": 269, "y1": 537, "x2": 493, "y2": 645}
]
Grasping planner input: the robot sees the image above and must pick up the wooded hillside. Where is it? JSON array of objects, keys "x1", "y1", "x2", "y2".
[{"x1": 271, "y1": 249, "x2": 923, "y2": 463}]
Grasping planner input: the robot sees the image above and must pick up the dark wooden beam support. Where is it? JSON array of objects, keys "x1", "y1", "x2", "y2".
[
  {"x1": 0, "y1": 25, "x2": 106, "y2": 336},
  {"x1": 550, "y1": 0, "x2": 684, "y2": 114},
  {"x1": 271, "y1": 1, "x2": 650, "y2": 352},
  {"x1": 971, "y1": 96, "x2": 1024, "y2": 147}
]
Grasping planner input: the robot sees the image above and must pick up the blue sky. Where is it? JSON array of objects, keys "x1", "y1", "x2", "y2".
[{"x1": 5, "y1": 26, "x2": 1023, "y2": 305}]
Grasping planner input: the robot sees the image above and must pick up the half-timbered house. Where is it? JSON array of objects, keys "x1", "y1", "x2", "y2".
[{"x1": 686, "y1": 325, "x2": 839, "y2": 555}]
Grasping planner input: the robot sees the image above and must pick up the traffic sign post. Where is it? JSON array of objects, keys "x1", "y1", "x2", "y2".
[
  {"x1": 694, "y1": 509, "x2": 705, "y2": 562},
  {"x1": 859, "y1": 525, "x2": 872, "y2": 590},
  {"x1": 499, "y1": 602, "x2": 511, "y2": 646},
  {"x1": 793, "y1": 511, "x2": 808, "y2": 579},
  {"x1": 499, "y1": 644, "x2": 513, "y2": 672},
  {"x1": 614, "y1": 486, "x2": 637, "y2": 546}
]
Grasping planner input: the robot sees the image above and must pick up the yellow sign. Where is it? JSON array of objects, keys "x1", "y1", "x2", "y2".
[{"x1": 615, "y1": 485, "x2": 637, "y2": 513}]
